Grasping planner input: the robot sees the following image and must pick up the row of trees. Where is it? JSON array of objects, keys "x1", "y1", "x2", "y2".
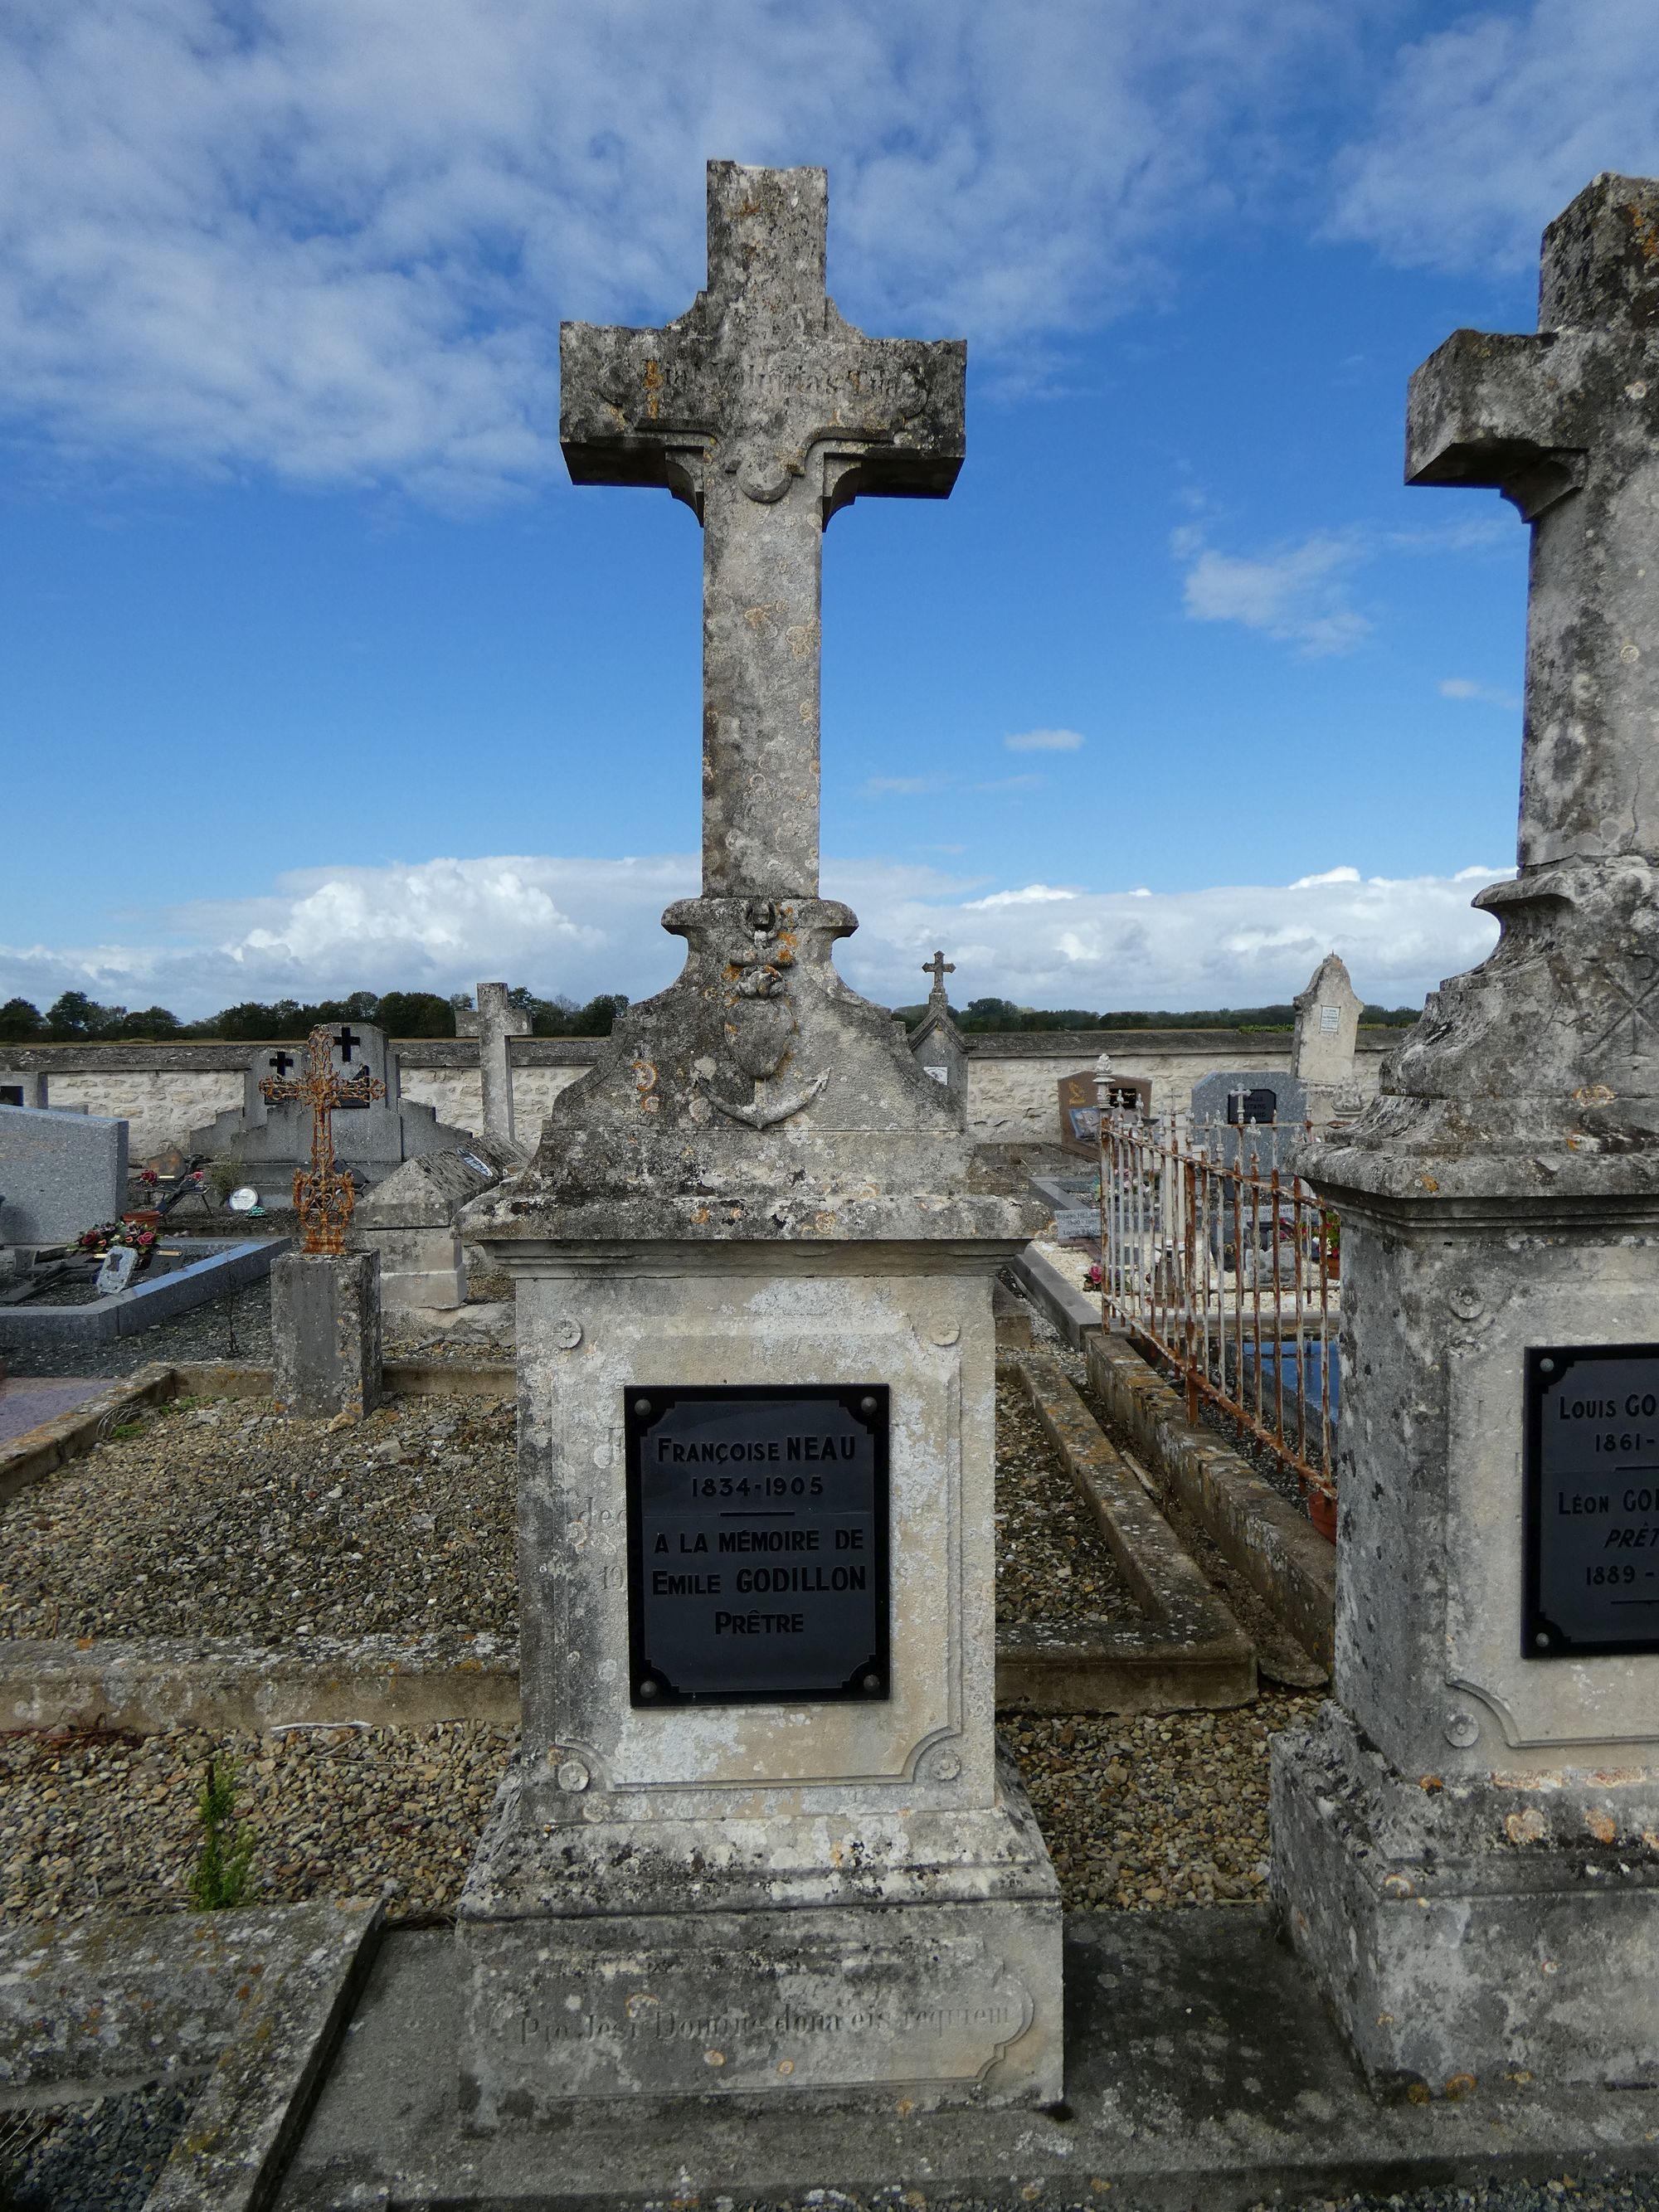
[
  {"x1": 0, "y1": 985, "x2": 1419, "y2": 1046},
  {"x1": 893, "y1": 996, "x2": 1421, "y2": 1032},
  {"x1": 0, "y1": 988, "x2": 631, "y2": 1043}
]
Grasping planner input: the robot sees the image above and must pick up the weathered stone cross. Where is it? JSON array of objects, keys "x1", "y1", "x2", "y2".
[
  {"x1": 561, "y1": 163, "x2": 966, "y2": 902},
  {"x1": 923, "y1": 949, "x2": 956, "y2": 999},
  {"x1": 1408, "y1": 173, "x2": 1659, "y2": 872}
]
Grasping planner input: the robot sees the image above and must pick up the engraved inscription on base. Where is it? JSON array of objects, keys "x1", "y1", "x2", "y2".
[
  {"x1": 465, "y1": 1920, "x2": 1039, "y2": 2101},
  {"x1": 1525, "y1": 1343, "x2": 1659, "y2": 1657}
]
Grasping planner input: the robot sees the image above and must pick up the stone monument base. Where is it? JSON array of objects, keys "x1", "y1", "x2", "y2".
[
  {"x1": 455, "y1": 1756, "x2": 1062, "y2": 2117},
  {"x1": 1272, "y1": 1701, "x2": 1659, "y2": 2092},
  {"x1": 272, "y1": 1249, "x2": 382, "y2": 1422}
]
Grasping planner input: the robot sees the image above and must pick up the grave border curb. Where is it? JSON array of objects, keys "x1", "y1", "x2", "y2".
[
  {"x1": 1084, "y1": 1330, "x2": 1336, "y2": 1670},
  {"x1": 0, "y1": 1358, "x2": 517, "y2": 1509},
  {"x1": 999, "y1": 1348, "x2": 1256, "y2": 1714}
]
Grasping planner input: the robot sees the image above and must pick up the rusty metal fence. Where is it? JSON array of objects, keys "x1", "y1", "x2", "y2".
[{"x1": 1090, "y1": 1067, "x2": 1338, "y2": 1513}]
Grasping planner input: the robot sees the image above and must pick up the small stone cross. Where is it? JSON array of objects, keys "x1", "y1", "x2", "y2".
[
  {"x1": 561, "y1": 162, "x2": 966, "y2": 901},
  {"x1": 1408, "y1": 173, "x2": 1659, "y2": 871},
  {"x1": 923, "y1": 950, "x2": 955, "y2": 1002},
  {"x1": 260, "y1": 1025, "x2": 386, "y2": 1255}
]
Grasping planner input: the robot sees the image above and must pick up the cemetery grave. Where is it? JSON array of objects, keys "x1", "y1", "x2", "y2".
[{"x1": 8, "y1": 159, "x2": 1659, "y2": 2209}]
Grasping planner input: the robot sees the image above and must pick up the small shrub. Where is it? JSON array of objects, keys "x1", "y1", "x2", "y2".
[
  {"x1": 207, "y1": 1156, "x2": 244, "y2": 1205},
  {"x1": 189, "y1": 1756, "x2": 254, "y2": 1910}
]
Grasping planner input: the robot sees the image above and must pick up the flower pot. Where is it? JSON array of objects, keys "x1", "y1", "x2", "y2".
[{"x1": 123, "y1": 1210, "x2": 162, "y2": 1227}]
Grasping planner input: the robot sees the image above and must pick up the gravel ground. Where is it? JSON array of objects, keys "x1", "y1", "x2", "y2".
[
  {"x1": 995, "y1": 1378, "x2": 1137, "y2": 1629},
  {"x1": 0, "y1": 1275, "x2": 275, "y2": 1379},
  {"x1": 0, "y1": 2080, "x2": 196, "y2": 2210},
  {"x1": 0, "y1": 1389, "x2": 518, "y2": 1642},
  {"x1": 1010, "y1": 1694, "x2": 1317, "y2": 1911},
  {"x1": 0, "y1": 1700, "x2": 1313, "y2": 1930},
  {"x1": 0, "y1": 1721, "x2": 512, "y2": 1928}
]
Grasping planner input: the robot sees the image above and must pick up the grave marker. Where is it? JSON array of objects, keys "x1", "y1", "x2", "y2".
[
  {"x1": 1274, "y1": 174, "x2": 1659, "y2": 2092},
  {"x1": 458, "y1": 162, "x2": 1056, "y2": 2117}
]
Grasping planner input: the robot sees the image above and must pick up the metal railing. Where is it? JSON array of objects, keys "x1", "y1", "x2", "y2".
[{"x1": 1091, "y1": 1063, "x2": 1338, "y2": 1506}]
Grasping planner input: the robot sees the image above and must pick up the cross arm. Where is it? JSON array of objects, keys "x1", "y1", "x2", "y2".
[
  {"x1": 560, "y1": 318, "x2": 713, "y2": 492},
  {"x1": 1406, "y1": 329, "x2": 1607, "y2": 518}
]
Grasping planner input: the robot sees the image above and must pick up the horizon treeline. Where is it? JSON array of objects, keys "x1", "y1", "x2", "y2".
[
  {"x1": 0, "y1": 985, "x2": 1421, "y2": 1045},
  {"x1": 0, "y1": 986, "x2": 631, "y2": 1043},
  {"x1": 892, "y1": 996, "x2": 1421, "y2": 1032}
]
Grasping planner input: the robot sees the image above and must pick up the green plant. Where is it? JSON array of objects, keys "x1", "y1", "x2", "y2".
[
  {"x1": 189, "y1": 1756, "x2": 254, "y2": 1910},
  {"x1": 207, "y1": 1155, "x2": 244, "y2": 1204}
]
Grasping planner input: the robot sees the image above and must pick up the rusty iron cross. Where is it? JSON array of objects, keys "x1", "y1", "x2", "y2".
[{"x1": 260, "y1": 1024, "x2": 385, "y2": 1255}]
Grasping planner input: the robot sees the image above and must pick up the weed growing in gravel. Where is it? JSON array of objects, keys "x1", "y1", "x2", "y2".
[{"x1": 189, "y1": 1755, "x2": 254, "y2": 1909}]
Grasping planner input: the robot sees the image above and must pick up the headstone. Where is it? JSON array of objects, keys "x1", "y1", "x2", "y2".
[
  {"x1": 462, "y1": 982, "x2": 528, "y2": 1144},
  {"x1": 907, "y1": 951, "x2": 969, "y2": 1118},
  {"x1": 458, "y1": 162, "x2": 1058, "y2": 2117},
  {"x1": 189, "y1": 1024, "x2": 471, "y2": 1203},
  {"x1": 0, "y1": 1072, "x2": 46, "y2": 1111},
  {"x1": 1273, "y1": 174, "x2": 1659, "y2": 2093},
  {"x1": 1292, "y1": 952, "x2": 1364, "y2": 1122},
  {"x1": 0, "y1": 1105, "x2": 128, "y2": 1247},
  {"x1": 95, "y1": 1244, "x2": 139, "y2": 1296},
  {"x1": 1188, "y1": 1068, "x2": 1306, "y2": 1173},
  {"x1": 354, "y1": 1135, "x2": 525, "y2": 1310},
  {"x1": 271, "y1": 1249, "x2": 382, "y2": 1421},
  {"x1": 1058, "y1": 1067, "x2": 1148, "y2": 1155}
]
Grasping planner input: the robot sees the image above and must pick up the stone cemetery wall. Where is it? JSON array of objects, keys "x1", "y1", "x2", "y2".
[
  {"x1": 37, "y1": 1069, "x2": 241, "y2": 1160},
  {"x1": 966, "y1": 1028, "x2": 1393, "y2": 1145},
  {"x1": 0, "y1": 1027, "x2": 1394, "y2": 1159}
]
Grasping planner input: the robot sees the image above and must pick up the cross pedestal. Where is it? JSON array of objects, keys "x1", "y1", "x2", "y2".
[
  {"x1": 1275, "y1": 176, "x2": 1659, "y2": 2092},
  {"x1": 457, "y1": 164, "x2": 1056, "y2": 2118}
]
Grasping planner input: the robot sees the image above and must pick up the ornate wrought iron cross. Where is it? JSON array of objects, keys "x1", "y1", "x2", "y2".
[{"x1": 260, "y1": 1024, "x2": 385, "y2": 1255}]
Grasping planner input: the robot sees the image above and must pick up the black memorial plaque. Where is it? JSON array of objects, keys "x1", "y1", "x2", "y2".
[
  {"x1": 1525, "y1": 1344, "x2": 1659, "y2": 1658},
  {"x1": 625, "y1": 1384, "x2": 889, "y2": 1705}
]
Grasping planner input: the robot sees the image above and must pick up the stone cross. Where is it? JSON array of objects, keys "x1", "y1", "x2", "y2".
[
  {"x1": 260, "y1": 1025, "x2": 386, "y2": 1255},
  {"x1": 561, "y1": 162, "x2": 966, "y2": 901},
  {"x1": 923, "y1": 948, "x2": 955, "y2": 1003},
  {"x1": 1408, "y1": 173, "x2": 1659, "y2": 871}
]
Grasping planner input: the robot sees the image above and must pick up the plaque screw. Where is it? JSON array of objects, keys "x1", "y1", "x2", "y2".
[
  {"x1": 634, "y1": 1398, "x2": 653, "y2": 1417},
  {"x1": 1536, "y1": 1631, "x2": 1552, "y2": 1650},
  {"x1": 1539, "y1": 1358, "x2": 1555, "y2": 1374},
  {"x1": 859, "y1": 1396, "x2": 878, "y2": 1416},
  {"x1": 637, "y1": 1680, "x2": 659, "y2": 1699},
  {"x1": 861, "y1": 1673, "x2": 882, "y2": 1694}
]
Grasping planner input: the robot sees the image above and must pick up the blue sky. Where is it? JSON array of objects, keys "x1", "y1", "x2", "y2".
[{"x1": 1, "y1": 0, "x2": 1651, "y2": 1018}]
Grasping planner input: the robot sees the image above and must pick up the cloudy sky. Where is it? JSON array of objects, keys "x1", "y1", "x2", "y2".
[{"x1": 1, "y1": 0, "x2": 1647, "y2": 1018}]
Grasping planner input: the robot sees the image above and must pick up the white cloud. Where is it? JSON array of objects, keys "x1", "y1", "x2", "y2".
[
  {"x1": 1331, "y1": 0, "x2": 1659, "y2": 275},
  {"x1": 861, "y1": 775, "x2": 943, "y2": 797},
  {"x1": 1005, "y1": 727, "x2": 1084, "y2": 752},
  {"x1": 1440, "y1": 676, "x2": 1521, "y2": 710},
  {"x1": 1172, "y1": 524, "x2": 1371, "y2": 657},
  {"x1": 0, "y1": 0, "x2": 1362, "y2": 500},
  {"x1": 0, "y1": 849, "x2": 1510, "y2": 1018}
]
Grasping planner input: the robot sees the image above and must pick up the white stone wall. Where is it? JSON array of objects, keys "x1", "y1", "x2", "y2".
[
  {"x1": 508, "y1": 1066, "x2": 590, "y2": 1146},
  {"x1": 966, "y1": 1043, "x2": 1388, "y2": 1145},
  {"x1": 399, "y1": 1069, "x2": 484, "y2": 1134},
  {"x1": 39, "y1": 1072, "x2": 241, "y2": 1162}
]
